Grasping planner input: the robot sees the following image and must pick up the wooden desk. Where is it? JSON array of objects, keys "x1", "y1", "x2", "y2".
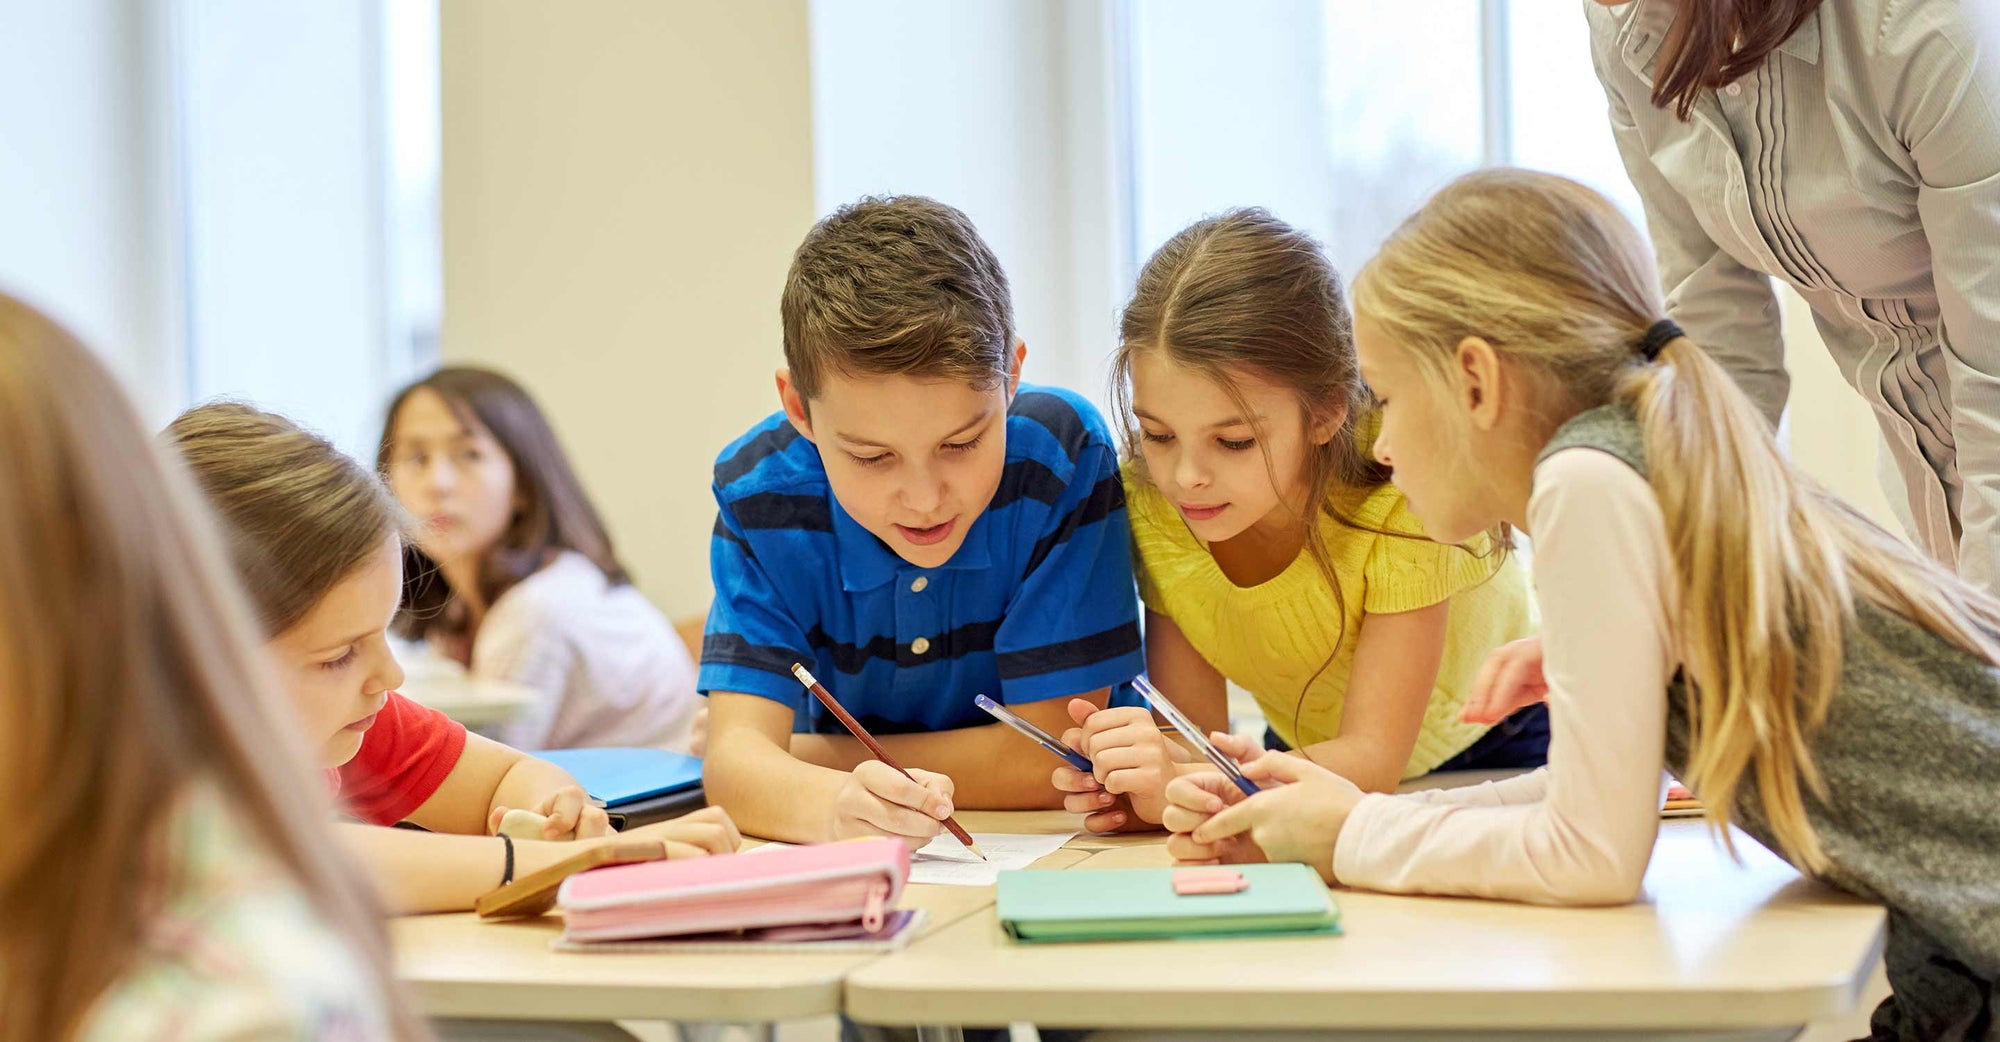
[
  {"x1": 391, "y1": 842, "x2": 1089, "y2": 1024},
  {"x1": 394, "y1": 806, "x2": 1884, "y2": 1039},
  {"x1": 843, "y1": 822, "x2": 1887, "y2": 1040}
]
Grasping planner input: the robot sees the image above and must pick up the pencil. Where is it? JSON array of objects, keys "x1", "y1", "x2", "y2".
[{"x1": 790, "y1": 663, "x2": 987, "y2": 861}]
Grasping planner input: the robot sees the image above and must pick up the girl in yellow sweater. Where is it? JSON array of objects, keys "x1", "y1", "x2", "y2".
[{"x1": 1056, "y1": 209, "x2": 1540, "y2": 831}]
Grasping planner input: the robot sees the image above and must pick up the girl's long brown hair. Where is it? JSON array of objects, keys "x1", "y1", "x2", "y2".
[
  {"x1": 1649, "y1": 0, "x2": 1824, "y2": 120},
  {"x1": 1115, "y1": 209, "x2": 1483, "y2": 743},
  {"x1": 378, "y1": 366, "x2": 629, "y2": 643},
  {"x1": 168, "y1": 402, "x2": 407, "y2": 637},
  {"x1": 1354, "y1": 169, "x2": 2000, "y2": 872},
  {"x1": 0, "y1": 294, "x2": 429, "y2": 1041}
]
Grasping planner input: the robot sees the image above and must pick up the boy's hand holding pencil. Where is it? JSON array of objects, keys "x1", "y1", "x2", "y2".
[
  {"x1": 833, "y1": 760, "x2": 960, "y2": 848},
  {"x1": 791, "y1": 663, "x2": 986, "y2": 859}
]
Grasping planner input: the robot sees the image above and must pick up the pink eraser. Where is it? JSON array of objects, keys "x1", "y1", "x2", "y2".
[{"x1": 1172, "y1": 868, "x2": 1248, "y2": 895}]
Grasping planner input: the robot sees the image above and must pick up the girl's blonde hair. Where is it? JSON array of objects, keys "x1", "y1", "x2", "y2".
[
  {"x1": 1353, "y1": 168, "x2": 2000, "y2": 871},
  {"x1": 1115, "y1": 209, "x2": 1442, "y2": 742},
  {"x1": 0, "y1": 294, "x2": 429, "y2": 1041}
]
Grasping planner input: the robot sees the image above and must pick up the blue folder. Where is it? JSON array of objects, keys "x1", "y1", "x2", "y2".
[{"x1": 536, "y1": 747, "x2": 704, "y2": 807}]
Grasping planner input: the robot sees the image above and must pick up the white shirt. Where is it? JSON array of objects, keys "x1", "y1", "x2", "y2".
[
  {"x1": 1589, "y1": 0, "x2": 2000, "y2": 592},
  {"x1": 1334, "y1": 449, "x2": 1672, "y2": 904},
  {"x1": 468, "y1": 551, "x2": 700, "y2": 752}
]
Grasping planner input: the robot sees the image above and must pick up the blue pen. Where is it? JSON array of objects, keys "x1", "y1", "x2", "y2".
[
  {"x1": 1131, "y1": 675, "x2": 1261, "y2": 797},
  {"x1": 974, "y1": 694, "x2": 1094, "y2": 773}
]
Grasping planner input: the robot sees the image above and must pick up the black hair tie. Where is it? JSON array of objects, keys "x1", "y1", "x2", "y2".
[{"x1": 1638, "y1": 319, "x2": 1683, "y2": 362}]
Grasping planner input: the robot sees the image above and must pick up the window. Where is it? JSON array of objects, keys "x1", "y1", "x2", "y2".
[
  {"x1": 1127, "y1": 1, "x2": 1640, "y2": 279},
  {"x1": 173, "y1": 0, "x2": 439, "y2": 456}
]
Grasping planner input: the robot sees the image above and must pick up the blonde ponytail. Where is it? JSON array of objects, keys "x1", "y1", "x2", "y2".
[{"x1": 1620, "y1": 337, "x2": 1845, "y2": 869}]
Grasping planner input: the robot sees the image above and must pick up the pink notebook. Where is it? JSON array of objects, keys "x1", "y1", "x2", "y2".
[{"x1": 558, "y1": 837, "x2": 910, "y2": 944}]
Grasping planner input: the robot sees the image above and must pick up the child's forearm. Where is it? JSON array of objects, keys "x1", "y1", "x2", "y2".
[
  {"x1": 1293, "y1": 735, "x2": 1407, "y2": 794},
  {"x1": 489, "y1": 756, "x2": 586, "y2": 819},
  {"x1": 789, "y1": 723, "x2": 1066, "y2": 809},
  {"x1": 705, "y1": 729, "x2": 852, "y2": 843},
  {"x1": 337, "y1": 823, "x2": 621, "y2": 915}
]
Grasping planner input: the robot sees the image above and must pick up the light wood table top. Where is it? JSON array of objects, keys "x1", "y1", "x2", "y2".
[
  {"x1": 843, "y1": 821, "x2": 1887, "y2": 1036},
  {"x1": 391, "y1": 838, "x2": 1088, "y2": 1023}
]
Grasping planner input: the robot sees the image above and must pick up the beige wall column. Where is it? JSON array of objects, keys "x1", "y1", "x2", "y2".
[{"x1": 440, "y1": 0, "x2": 814, "y2": 619}]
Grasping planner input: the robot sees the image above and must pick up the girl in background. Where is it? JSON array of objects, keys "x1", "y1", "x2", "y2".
[{"x1": 381, "y1": 367, "x2": 699, "y2": 753}]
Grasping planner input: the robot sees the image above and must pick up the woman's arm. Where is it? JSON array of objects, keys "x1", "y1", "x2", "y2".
[
  {"x1": 1883, "y1": 1, "x2": 2000, "y2": 590},
  {"x1": 1586, "y1": 6, "x2": 1789, "y2": 425}
]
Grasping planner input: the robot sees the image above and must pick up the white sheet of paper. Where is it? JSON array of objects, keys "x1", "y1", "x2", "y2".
[{"x1": 908, "y1": 831, "x2": 1076, "y2": 886}]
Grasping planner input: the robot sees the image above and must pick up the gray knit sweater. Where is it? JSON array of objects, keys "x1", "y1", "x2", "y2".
[{"x1": 1542, "y1": 405, "x2": 2000, "y2": 1041}]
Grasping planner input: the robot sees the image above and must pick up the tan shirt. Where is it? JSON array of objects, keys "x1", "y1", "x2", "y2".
[{"x1": 1588, "y1": 0, "x2": 2000, "y2": 592}]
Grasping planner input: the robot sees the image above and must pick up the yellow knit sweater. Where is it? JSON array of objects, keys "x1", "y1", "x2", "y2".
[{"x1": 1126, "y1": 463, "x2": 1536, "y2": 777}]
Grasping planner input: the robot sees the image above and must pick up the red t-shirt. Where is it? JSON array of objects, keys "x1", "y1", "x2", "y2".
[{"x1": 328, "y1": 691, "x2": 468, "y2": 826}]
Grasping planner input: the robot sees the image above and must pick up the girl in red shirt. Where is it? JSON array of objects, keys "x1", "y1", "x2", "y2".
[{"x1": 169, "y1": 403, "x2": 737, "y2": 914}]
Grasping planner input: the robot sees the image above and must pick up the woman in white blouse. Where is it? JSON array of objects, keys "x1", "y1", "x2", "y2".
[{"x1": 1589, "y1": 0, "x2": 2000, "y2": 591}]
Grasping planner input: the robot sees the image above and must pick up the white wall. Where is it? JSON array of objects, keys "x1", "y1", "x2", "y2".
[
  {"x1": 440, "y1": 0, "x2": 816, "y2": 620},
  {"x1": 0, "y1": 0, "x2": 179, "y2": 418},
  {"x1": 809, "y1": 0, "x2": 1127, "y2": 404}
]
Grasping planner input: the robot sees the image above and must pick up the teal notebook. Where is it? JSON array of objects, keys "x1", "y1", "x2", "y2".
[
  {"x1": 536, "y1": 747, "x2": 702, "y2": 807},
  {"x1": 996, "y1": 865, "x2": 1341, "y2": 943}
]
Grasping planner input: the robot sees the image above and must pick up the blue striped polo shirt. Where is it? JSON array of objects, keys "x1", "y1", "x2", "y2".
[{"x1": 698, "y1": 383, "x2": 1144, "y2": 735}]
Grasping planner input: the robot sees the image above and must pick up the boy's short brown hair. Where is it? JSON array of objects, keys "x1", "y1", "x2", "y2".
[{"x1": 781, "y1": 195, "x2": 1015, "y2": 400}]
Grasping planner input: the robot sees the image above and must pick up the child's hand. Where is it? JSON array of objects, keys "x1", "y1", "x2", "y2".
[
  {"x1": 834, "y1": 760, "x2": 955, "y2": 848},
  {"x1": 1161, "y1": 767, "x2": 1265, "y2": 865},
  {"x1": 1053, "y1": 698, "x2": 1144, "y2": 830},
  {"x1": 1206, "y1": 729, "x2": 1265, "y2": 765},
  {"x1": 1065, "y1": 697, "x2": 1182, "y2": 824},
  {"x1": 1052, "y1": 762, "x2": 1129, "y2": 831},
  {"x1": 1173, "y1": 751, "x2": 1367, "y2": 885},
  {"x1": 489, "y1": 785, "x2": 611, "y2": 841},
  {"x1": 1463, "y1": 635, "x2": 1547, "y2": 725},
  {"x1": 619, "y1": 806, "x2": 742, "y2": 859}
]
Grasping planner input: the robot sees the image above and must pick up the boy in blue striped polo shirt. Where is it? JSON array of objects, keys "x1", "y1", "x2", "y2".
[{"x1": 699, "y1": 196, "x2": 1144, "y2": 846}]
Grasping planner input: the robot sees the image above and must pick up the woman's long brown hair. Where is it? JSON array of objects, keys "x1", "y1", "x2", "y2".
[
  {"x1": 1650, "y1": 0, "x2": 1824, "y2": 120},
  {"x1": 379, "y1": 366, "x2": 629, "y2": 643},
  {"x1": 0, "y1": 294, "x2": 429, "y2": 1041}
]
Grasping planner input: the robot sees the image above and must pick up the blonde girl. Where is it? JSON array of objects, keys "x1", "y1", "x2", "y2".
[
  {"x1": 1059, "y1": 209, "x2": 1539, "y2": 831},
  {"x1": 0, "y1": 293, "x2": 428, "y2": 1041},
  {"x1": 1164, "y1": 170, "x2": 2000, "y2": 1040}
]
